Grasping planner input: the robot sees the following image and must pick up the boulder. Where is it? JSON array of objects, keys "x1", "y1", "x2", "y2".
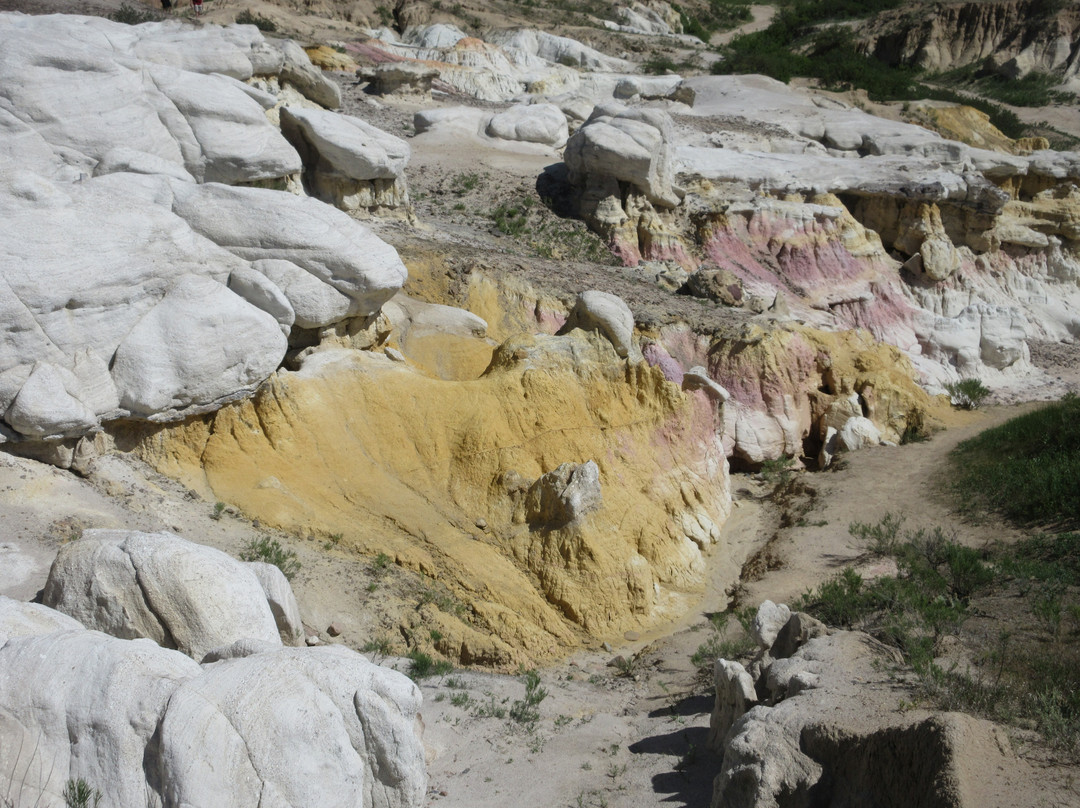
[
  {"x1": 281, "y1": 106, "x2": 411, "y2": 181},
  {"x1": 279, "y1": 39, "x2": 342, "y2": 109},
  {"x1": 111, "y1": 274, "x2": 287, "y2": 416},
  {"x1": 0, "y1": 630, "x2": 427, "y2": 808},
  {"x1": 485, "y1": 104, "x2": 569, "y2": 148},
  {"x1": 42, "y1": 530, "x2": 283, "y2": 659},
  {"x1": 751, "y1": 600, "x2": 791, "y2": 650},
  {"x1": 686, "y1": 267, "x2": 745, "y2": 306},
  {"x1": 524, "y1": 461, "x2": 603, "y2": 528},
  {"x1": 561, "y1": 290, "x2": 638, "y2": 359},
  {"x1": 770, "y1": 611, "x2": 828, "y2": 660},
  {"x1": 365, "y1": 62, "x2": 440, "y2": 96},
  {"x1": 247, "y1": 561, "x2": 304, "y2": 644},
  {"x1": 564, "y1": 106, "x2": 680, "y2": 208},
  {"x1": 160, "y1": 646, "x2": 427, "y2": 808},
  {"x1": 837, "y1": 416, "x2": 882, "y2": 452},
  {"x1": 0, "y1": 597, "x2": 83, "y2": 645}
]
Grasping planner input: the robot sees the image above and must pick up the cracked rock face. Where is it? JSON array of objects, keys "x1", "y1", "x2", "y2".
[{"x1": 0, "y1": 13, "x2": 409, "y2": 442}]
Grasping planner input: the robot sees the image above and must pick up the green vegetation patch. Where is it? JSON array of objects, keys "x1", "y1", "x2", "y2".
[
  {"x1": 797, "y1": 514, "x2": 1080, "y2": 752},
  {"x1": 949, "y1": 393, "x2": 1080, "y2": 528},
  {"x1": 711, "y1": 0, "x2": 1031, "y2": 138}
]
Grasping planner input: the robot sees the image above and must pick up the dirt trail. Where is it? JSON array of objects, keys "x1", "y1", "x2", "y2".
[{"x1": 710, "y1": 4, "x2": 776, "y2": 47}]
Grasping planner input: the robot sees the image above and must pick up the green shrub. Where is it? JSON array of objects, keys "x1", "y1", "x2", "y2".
[
  {"x1": 407, "y1": 649, "x2": 453, "y2": 680},
  {"x1": 239, "y1": 536, "x2": 301, "y2": 580},
  {"x1": 63, "y1": 779, "x2": 101, "y2": 808},
  {"x1": 642, "y1": 54, "x2": 680, "y2": 75},
  {"x1": 945, "y1": 378, "x2": 991, "y2": 410},
  {"x1": 235, "y1": 9, "x2": 277, "y2": 31},
  {"x1": 109, "y1": 3, "x2": 162, "y2": 24},
  {"x1": 509, "y1": 669, "x2": 548, "y2": 725}
]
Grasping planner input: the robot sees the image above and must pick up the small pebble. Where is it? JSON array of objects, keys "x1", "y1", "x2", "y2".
[
  {"x1": 327, "y1": 622, "x2": 343, "y2": 637},
  {"x1": 305, "y1": 635, "x2": 321, "y2": 646}
]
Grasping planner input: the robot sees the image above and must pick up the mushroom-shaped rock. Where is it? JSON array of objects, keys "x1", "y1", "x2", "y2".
[
  {"x1": 368, "y1": 61, "x2": 440, "y2": 96},
  {"x1": 564, "y1": 106, "x2": 679, "y2": 207},
  {"x1": 561, "y1": 290, "x2": 637, "y2": 359},
  {"x1": 280, "y1": 106, "x2": 411, "y2": 181},
  {"x1": 42, "y1": 530, "x2": 283, "y2": 659}
]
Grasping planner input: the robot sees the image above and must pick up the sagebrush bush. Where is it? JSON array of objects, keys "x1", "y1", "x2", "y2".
[
  {"x1": 945, "y1": 378, "x2": 991, "y2": 410},
  {"x1": 239, "y1": 536, "x2": 301, "y2": 580}
]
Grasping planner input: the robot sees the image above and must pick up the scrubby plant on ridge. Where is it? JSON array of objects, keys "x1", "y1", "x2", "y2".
[{"x1": 239, "y1": 536, "x2": 301, "y2": 580}]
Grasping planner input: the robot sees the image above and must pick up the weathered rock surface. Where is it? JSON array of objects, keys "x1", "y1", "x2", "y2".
[
  {"x1": 0, "y1": 625, "x2": 426, "y2": 808},
  {"x1": 42, "y1": 529, "x2": 283, "y2": 659},
  {"x1": 281, "y1": 105, "x2": 412, "y2": 214},
  {"x1": 0, "y1": 13, "x2": 410, "y2": 441},
  {"x1": 135, "y1": 321, "x2": 731, "y2": 662},
  {"x1": 710, "y1": 603, "x2": 1030, "y2": 808}
]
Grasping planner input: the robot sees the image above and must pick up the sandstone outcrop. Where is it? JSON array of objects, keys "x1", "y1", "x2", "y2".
[
  {"x1": 0, "y1": 623, "x2": 426, "y2": 808},
  {"x1": 861, "y1": 0, "x2": 1080, "y2": 79},
  {"x1": 42, "y1": 529, "x2": 286, "y2": 659},
  {"x1": 134, "y1": 321, "x2": 731, "y2": 663},
  {"x1": 558, "y1": 73, "x2": 1080, "y2": 421},
  {"x1": 709, "y1": 603, "x2": 1028, "y2": 808},
  {"x1": 0, "y1": 13, "x2": 410, "y2": 442},
  {"x1": 281, "y1": 105, "x2": 412, "y2": 215}
]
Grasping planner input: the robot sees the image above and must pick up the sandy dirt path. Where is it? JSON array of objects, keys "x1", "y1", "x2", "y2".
[{"x1": 710, "y1": 4, "x2": 776, "y2": 47}]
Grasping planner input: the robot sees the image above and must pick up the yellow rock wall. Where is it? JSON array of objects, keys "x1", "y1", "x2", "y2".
[{"x1": 137, "y1": 331, "x2": 731, "y2": 665}]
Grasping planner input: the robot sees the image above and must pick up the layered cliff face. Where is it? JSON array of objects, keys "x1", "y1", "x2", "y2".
[
  {"x1": 861, "y1": 0, "x2": 1080, "y2": 78},
  {"x1": 135, "y1": 322, "x2": 731, "y2": 664},
  {"x1": 558, "y1": 75, "x2": 1080, "y2": 416}
]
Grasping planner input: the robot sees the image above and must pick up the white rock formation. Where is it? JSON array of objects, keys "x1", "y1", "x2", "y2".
[
  {"x1": 0, "y1": 626, "x2": 426, "y2": 808},
  {"x1": 247, "y1": 561, "x2": 304, "y2": 644},
  {"x1": 0, "y1": 596, "x2": 84, "y2": 644},
  {"x1": 751, "y1": 600, "x2": 792, "y2": 650},
  {"x1": 709, "y1": 658, "x2": 757, "y2": 752},
  {"x1": 0, "y1": 13, "x2": 410, "y2": 441},
  {"x1": 561, "y1": 290, "x2": 639, "y2": 359},
  {"x1": 42, "y1": 530, "x2": 283, "y2": 660}
]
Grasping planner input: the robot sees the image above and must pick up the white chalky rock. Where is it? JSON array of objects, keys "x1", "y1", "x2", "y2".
[
  {"x1": 0, "y1": 597, "x2": 84, "y2": 645},
  {"x1": 709, "y1": 658, "x2": 758, "y2": 752},
  {"x1": 159, "y1": 646, "x2": 427, "y2": 808},
  {"x1": 0, "y1": 630, "x2": 202, "y2": 808},
  {"x1": 682, "y1": 366, "x2": 730, "y2": 402},
  {"x1": 562, "y1": 290, "x2": 638, "y2": 359},
  {"x1": 837, "y1": 416, "x2": 882, "y2": 452},
  {"x1": 279, "y1": 39, "x2": 342, "y2": 109},
  {"x1": 169, "y1": 181, "x2": 408, "y2": 320},
  {"x1": 752, "y1": 600, "x2": 792, "y2": 650},
  {"x1": 564, "y1": 106, "x2": 680, "y2": 207},
  {"x1": 110, "y1": 274, "x2": 287, "y2": 416},
  {"x1": 485, "y1": 104, "x2": 569, "y2": 148},
  {"x1": 0, "y1": 631, "x2": 427, "y2": 808},
  {"x1": 42, "y1": 530, "x2": 283, "y2": 660},
  {"x1": 281, "y1": 106, "x2": 411, "y2": 180},
  {"x1": 247, "y1": 561, "x2": 304, "y2": 644},
  {"x1": 228, "y1": 266, "x2": 297, "y2": 334},
  {"x1": 254, "y1": 259, "x2": 355, "y2": 329}
]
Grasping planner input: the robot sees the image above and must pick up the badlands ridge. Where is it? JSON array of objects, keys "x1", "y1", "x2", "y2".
[{"x1": 0, "y1": 3, "x2": 1078, "y2": 807}]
